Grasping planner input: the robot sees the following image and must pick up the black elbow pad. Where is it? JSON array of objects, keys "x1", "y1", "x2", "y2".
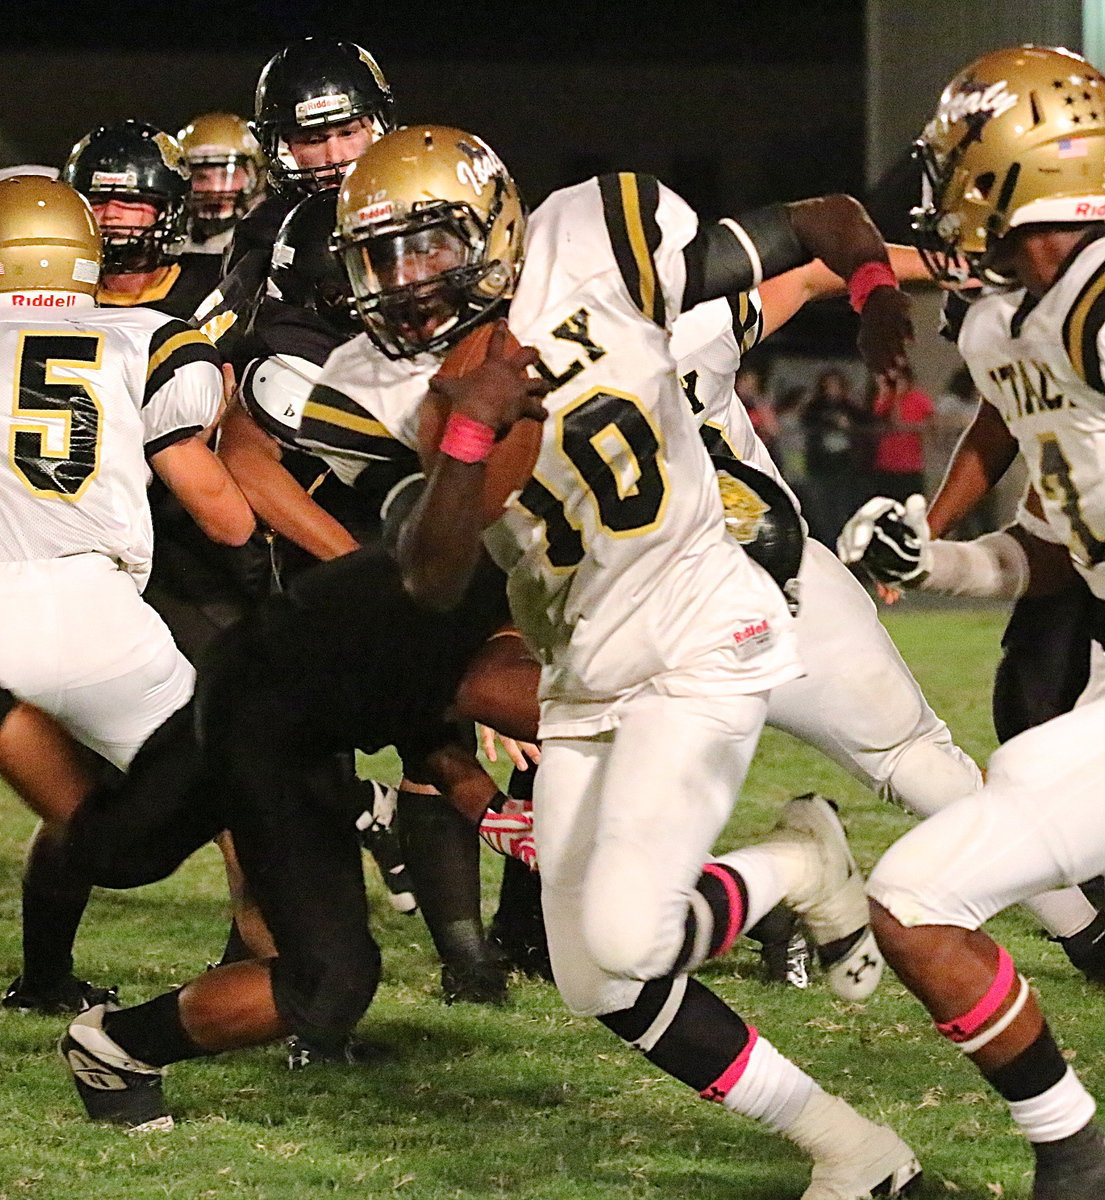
[{"x1": 682, "y1": 205, "x2": 810, "y2": 310}]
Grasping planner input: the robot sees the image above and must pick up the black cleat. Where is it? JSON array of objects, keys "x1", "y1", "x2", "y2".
[
  {"x1": 285, "y1": 1034, "x2": 390, "y2": 1069},
  {"x1": 441, "y1": 960, "x2": 508, "y2": 1005},
  {"x1": 3, "y1": 973, "x2": 118, "y2": 1015},
  {"x1": 1056, "y1": 911, "x2": 1105, "y2": 984},
  {"x1": 60, "y1": 1005, "x2": 172, "y2": 1131},
  {"x1": 747, "y1": 904, "x2": 812, "y2": 988},
  {"x1": 1032, "y1": 1121, "x2": 1105, "y2": 1199}
]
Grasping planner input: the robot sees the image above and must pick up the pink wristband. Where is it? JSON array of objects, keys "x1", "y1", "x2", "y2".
[
  {"x1": 439, "y1": 412, "x2": 496, "y2": 463},
  {"x1": 848, "y1": 260, "x2": 899, "y2": 313}
]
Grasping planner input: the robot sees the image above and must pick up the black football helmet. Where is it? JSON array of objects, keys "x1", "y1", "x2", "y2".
[
  {"x1": 270, "y1": 189, "x2": 359, "y2": 338},
  {"x1": 63, "y1": 120, "x2": 189, "y2": 274},
  {"x1": 251, "y1": 37, "x2": 395, "y2": 195}
]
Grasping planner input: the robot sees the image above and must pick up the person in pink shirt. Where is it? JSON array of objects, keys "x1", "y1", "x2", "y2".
[{"x1": 872, "y1": 364, "x2": 934, "y2": 501}]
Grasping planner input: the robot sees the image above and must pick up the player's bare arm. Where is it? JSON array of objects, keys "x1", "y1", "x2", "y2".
[
  {"x1": 218, "y1": 397, "x2": 360, "y2": 561},
  {"x1": 925, "y1": 398, "x2": 1018, "y2": 538},
  {"x1": 398, "y1": 324, "x2": 548, "y2": 611},
  {"x1": 757, "y1": 244, "x2": 927, "y2": 339},
  {"x1": 150, "y1": 434, "x2": 256, "y2": 546}
]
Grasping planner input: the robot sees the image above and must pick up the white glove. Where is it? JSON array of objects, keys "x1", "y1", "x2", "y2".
[{"x1": 837, "y1": 493, "x2": 932, "y2": 585}]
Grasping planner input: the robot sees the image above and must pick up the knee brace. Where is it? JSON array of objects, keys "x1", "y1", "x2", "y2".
[{"x1": 935, "y1": 946, "x2": 1029, "y2": 1055}]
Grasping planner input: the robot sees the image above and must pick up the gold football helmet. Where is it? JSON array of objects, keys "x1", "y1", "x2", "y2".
[
  {"x1": 177, "y1": 113, "x2": 263, "y2": 236},
  {"x1": 914, "y1": 45, "x2": 1105, "y2": 283},
  {"x1": 334, "y1": 125, "x2": 525, "y2": 358},
  {"x1": 0, "y1": 176, "x2": 102, "y2": 294}
]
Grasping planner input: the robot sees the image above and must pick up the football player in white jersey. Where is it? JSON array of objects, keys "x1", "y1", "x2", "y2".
[
  {"x1": 671, "y1": 277, "x2": 1105, "y2": 966},
  {"x1": 297, "y1": 125, "x2": 922, "y2": 1198},
  {"x1": 833, "y1": 47, "x2": 1105, "y2": 1198},
  {"x1": 0, "y1": 175, "x2": 254, "y2": 1015}
]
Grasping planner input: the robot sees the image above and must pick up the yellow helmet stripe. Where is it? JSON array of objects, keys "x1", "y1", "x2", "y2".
[{"x1": 301, "y1": 400, "x2": 396, "y2": 440}]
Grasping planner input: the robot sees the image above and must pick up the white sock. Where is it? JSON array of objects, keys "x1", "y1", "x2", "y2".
[
  {"x1": 1009, "y1": 1068, "x2": 1097, "y2": 1143},
  {"x1": 720, "y1": 1034, "x2": 814, "y2": 1132},
  {"x1": 711, "y1": 845, "x2": 790, "y2": 934}
]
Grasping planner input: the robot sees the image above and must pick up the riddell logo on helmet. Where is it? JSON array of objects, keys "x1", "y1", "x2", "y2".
[
  {"x1": 1075, "y1": 201, "x2": 1105, "y2": 218},
  {"x1": 9, "y1": 293, "x2": 78, "y2": 307},
  {"x1": 295, "y1": 93, "x2": 352, "y2": 124},
  {"x1": 91, "y1": 170, "x2": 138, "y2": 190},
  {"x1": 355, "y1": 200, "x2": 394, "y2": 225}
]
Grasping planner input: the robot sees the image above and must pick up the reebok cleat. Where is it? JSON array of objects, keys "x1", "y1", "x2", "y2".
[{"x1": 60, "y1": 1004, "x2": 171, "y2": 1131}]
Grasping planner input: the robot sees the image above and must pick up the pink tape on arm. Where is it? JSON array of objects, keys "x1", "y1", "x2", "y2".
[{"x1": 936, "y1": 946, "x2": 1016, "y2": 1043}]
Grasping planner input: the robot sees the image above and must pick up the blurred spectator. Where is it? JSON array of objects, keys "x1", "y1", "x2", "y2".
[
  {"x1": 774, "y1": 384, "x2": 808, "y2": 494},
  {"x1": 801, "y1": 368, "x2": 874, "y2": 546},
  {"x1": 871, "y1": 363, "x2": 934, "y2": 502},
  {"x1": 735, "y1": 361, "x2": 780, "y2": 458}
]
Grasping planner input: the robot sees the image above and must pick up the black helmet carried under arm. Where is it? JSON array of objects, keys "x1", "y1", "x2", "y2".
[
  {"x1": 63, "y1": 120, "x2": 190, "y2": 274},
  {"x1": 251, "y1": 37, "x2": 395, "y2": 196},
  {"x1": 270, "y1": 188, "x2": 359, "y2": 337}
]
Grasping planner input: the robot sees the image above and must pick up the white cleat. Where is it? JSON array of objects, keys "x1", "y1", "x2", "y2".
[
  {"x1": 767, "y1": 794, "x2": 885, "y2": 1001},
  {"x1": 802, "y1": 1121, "x2": 922, "y2": 1198}
]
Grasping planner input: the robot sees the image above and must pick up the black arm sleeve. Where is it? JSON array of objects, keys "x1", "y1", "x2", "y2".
[{"x1": 682, "y1": 205, "x2": 812, "y2": 312}]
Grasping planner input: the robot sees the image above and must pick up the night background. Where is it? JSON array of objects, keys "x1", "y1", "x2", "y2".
[{"x1": 0, "y1": 0, "x2": 1088, "y2": 370}]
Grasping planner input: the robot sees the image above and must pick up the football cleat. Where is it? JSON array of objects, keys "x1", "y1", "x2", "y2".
[
  {"x1": 746, "y1": 904, "x2": 812, "y2": 988},
  {"x1": 60, "y1": 1005, "x2": 172, "y2": 1131},
  {"x1": 766, "y1": 795, "x2": 884, "y2": 1001},
  {"x1": 3, "y1": 973, "x2": 119, "y2": 1015},
  {"x1": 1032, "y1": 1121, "x2": 1105, "y2": 1199},
  {"x1": 441, "y1": 960, "x2": 508, "y2": 1006},
  {"x1": 1056, "y1": 911, "x2": 1105, "y2": 985},
  {"x1": 802, "y1": 1122, "x2": 922, "y2": 1198}
]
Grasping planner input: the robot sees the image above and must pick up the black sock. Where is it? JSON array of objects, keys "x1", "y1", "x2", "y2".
[
  {"x1": 102, "y1": 990, "x2": 209, "y2": 1068},
  {"x1": 396, "y1": 790, "x2": 496, "y2": 970},
  {"x1": 21, "y1": 828, "x2": 92, "y2": 987},
  {"x1": 670, "y1": 863, "x2": 749, "y2": 973},
  {"x1": 982, "y1": 1024, "x2": 1068, "y2": 1102},
  {"x1": 601, "y1": 975, "x2": 752, "y2": 1094},
  {"x1": 217, "y1": 919, "x2": 251, "y2": 966}
]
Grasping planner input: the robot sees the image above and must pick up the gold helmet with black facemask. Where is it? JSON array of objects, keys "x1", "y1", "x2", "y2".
[
  {"x1": 913, "y1": 45, "x2": 1105, "y2": 284},
  {"x1": 333, "y1": 125, "x2": 525, "y2": 359}
]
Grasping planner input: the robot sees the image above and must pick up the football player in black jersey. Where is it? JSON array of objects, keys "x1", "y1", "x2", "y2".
[
  {"x1": 196, "y1": 37, "x2": 396, "y2": 369},
  {"x1": 64, "y1": 121, "x2": 212, "y2": 321}
]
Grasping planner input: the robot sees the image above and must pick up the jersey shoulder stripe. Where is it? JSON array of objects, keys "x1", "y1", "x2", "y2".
[
  {"x1": 727, "y1": 291, "x2": 763, "y2": 353},
  {"x1": 1062, "y1": 260, "x2": 1105, "y2": 393},
  {"x1": 597, "y1": 172, "x2": 666, "y2": 327},
  {"x1": 300, "y1": 383, "x2": 406, "y2": 456},
  {"x1": 144, "y1": 320, "x2": 220, "y2": 405}
]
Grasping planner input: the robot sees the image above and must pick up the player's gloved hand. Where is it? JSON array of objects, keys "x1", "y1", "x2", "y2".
[
  {"x1": 837, "y1": 493, "x2": 931, "y2": 586},
  {"x1": 479, "y1": 798, "x2": 538, "y2": 871}
]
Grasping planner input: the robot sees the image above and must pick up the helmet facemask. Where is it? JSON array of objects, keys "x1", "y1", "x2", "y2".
[
  {"x1": 91, "y1": 191, "x2": 185, "y2": 275},
  {"x1": 186, "y1": 154, "x2": 260, "y2": 239},
  {"x1": 338, "y1": 196, "x2": 511, "y2": 359},
  {"x1": 269, "y1": 113, "x2": 389, "y2": 195}
]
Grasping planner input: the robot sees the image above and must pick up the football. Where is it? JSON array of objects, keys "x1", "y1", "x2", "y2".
[{"x1": 419, "y1": 323, "x2": 543, "y2": 526}]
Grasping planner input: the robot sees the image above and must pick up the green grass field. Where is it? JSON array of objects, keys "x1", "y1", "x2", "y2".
[{"x1": 0, "y1": 603, "x2": 1099, "y2": 1199}]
